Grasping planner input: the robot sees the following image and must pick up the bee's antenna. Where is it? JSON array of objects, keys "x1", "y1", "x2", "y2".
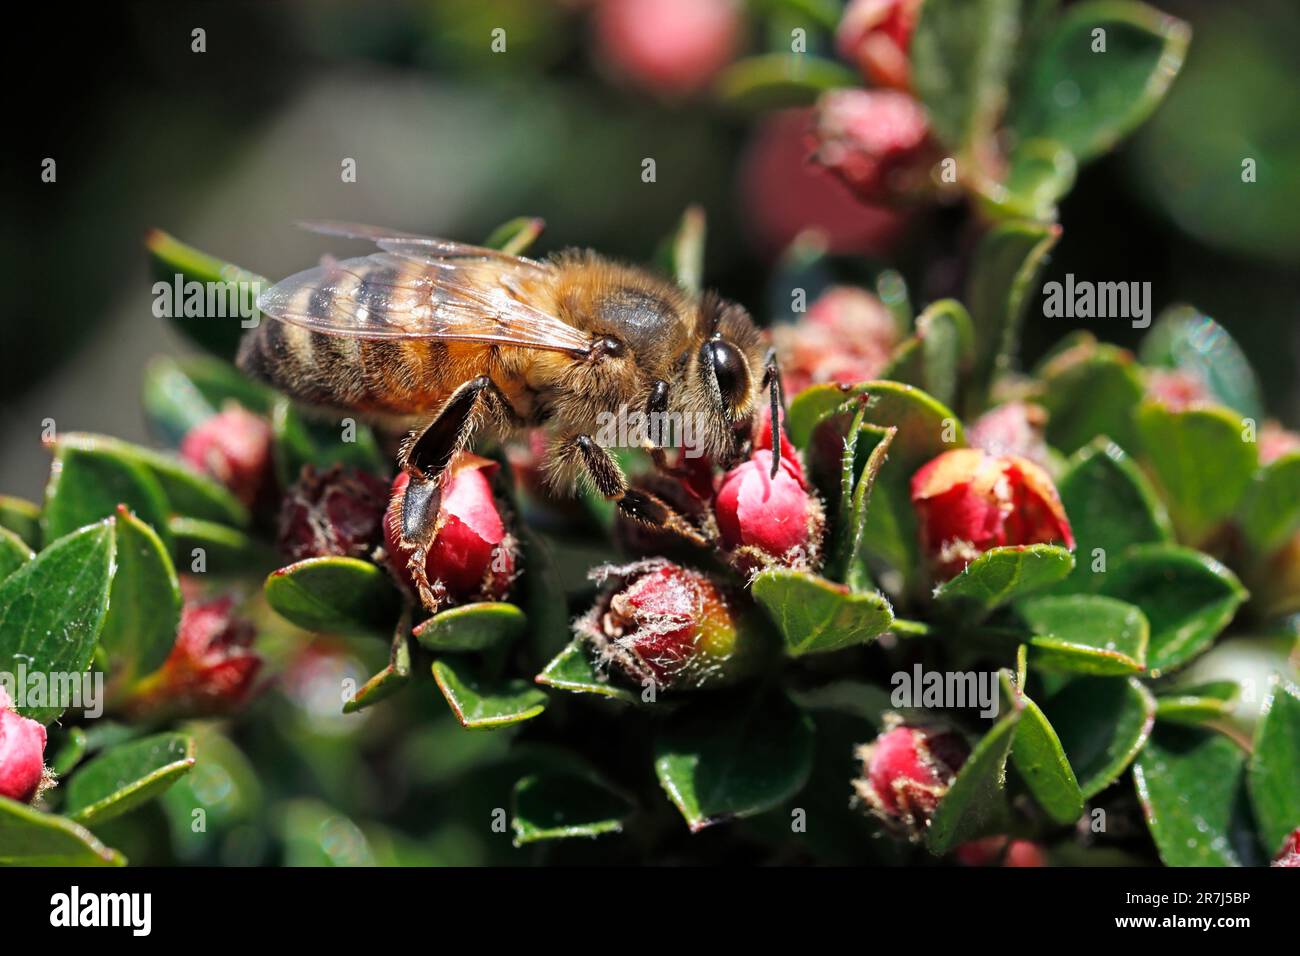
[{"x1": 763, "y1": 349, "x2": 784, "y2": 479}]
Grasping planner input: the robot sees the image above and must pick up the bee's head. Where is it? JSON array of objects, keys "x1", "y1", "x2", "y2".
[{"x1": 692, "y1": 293, "x2": 780, "y2": 469}]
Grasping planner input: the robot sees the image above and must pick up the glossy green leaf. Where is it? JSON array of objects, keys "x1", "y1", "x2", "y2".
[
  {"x1": 0, "y1": 527, "x2": 34, "y2": 581},
  {"x1": 1248, "y1": 678, "x2": 1300, "y2": 855},
  {"x1": 654, "y1": 691, "x2": 814, "y2": 832},
  {"x1": 1136, "y1": 402, "x2": 1257, "y2": 546},
  {"x1": 934, "y1": 544, "x2": 1074, "y2": 611},
  {"x1": 1141, "y1": 305, "x2": 1263, "y2": 421},
  {"x1": 48, "y1": 726, "x2": 90, "y2": 777},
  {"x1": 1134, "y1": 725, "x2": 1257, "y2": 866},
  {"x1": 714, "y1": 54, "x2": 859, "y2": 110},
  {"x1": 42, "y1": 437, "x2": 170, "y2": 547},
  {"x1": 1011, "y1": 684, "x2": 1085, "y2": 824},
  {"x1": 432, "y1": 657, "x2": 548, "y2": 729},
  {"x1": 1038, "y1": 342, "x2": 1145, "y2": 454},
  {"x1": 752, "y1": 568, "x2": 893, "y2": 656},
  {"x1": 344, "y1": 613, "x2": 413, "y2": 715},
  {"x1": 983, "y1": 138, "x2": 1077, "y2": 221},
  {"x1": 101, "y1": 507, "x2": 181, "y2": 684},
  {"x1": 413, "y1": 602, "x2": 526, "y2": 653},
  {"x1": 1238, "y1": 452, "x2": 1300, "y2": 556},
  {"x1": 271, "y1": 397, "x2": 387, "y2": 483},
  {"x1": 264, "y1": 556, "x2": 401, "y2": 636},
  {"x1": 913, "y1": 299, "x2": 975, "y2": 408},
  {"x1": 0, "y1": 521, "x2": 116, "y2": 724},
  {"x1": 1100, "y1": 545, "x2": 1246, "y2": 676},
  {"x1": 1020, "y1": 593, "x2": 1148, "y2": 675},
  {"x1": 535, "y1": 640, "x2": 642, "y2": 706},
  {"x1": 511, "y1": 772, "x2": 633, "y2": 846},
  {"x1": 927, "y1": 709, "x2": 1021, "y2": 854},
  {"x1": 0, "y1": 496, "x2": 40, "y2": 550},
  {"x1": 1155, "y1": 681, "x2": 1240, "y2": 726},
  {"x1": 0, "y1": 798, "x2": 124, "y2": 866},
  {"x1": 1045, "y1": 676, "x2": 1155, "y2": 798},
  {"x1": 141, "y1": 356, "x2": 220, "y2": 446},
  {"x1": 168, "y1": 516, "x2": 280, "y2": 576},
  {"x1": 64, "y1": 733, "x2": 196, "y2": 826},
  {"x1": 829, "y1": 420, "x2": 895, "y2": 581},
  {"x1": 1012, "y1": 0, "x2": 1190, "y2": 162},
  {"x1": 1051, "y1": 438, "x2": 1172, "y2": 592}
]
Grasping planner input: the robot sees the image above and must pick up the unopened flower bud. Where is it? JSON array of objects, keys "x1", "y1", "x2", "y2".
[
  {"x1": 1145, "y1": 367, "x2": 1211, "y2": 411},
  {"x1": 593, "y1": 0, "x2": 740, "y2": 96},
  {"x1": 853, "y1": 716, "x2": 968, "y2": 839},
  {"x1": 967, "y1": 401, "x2": 1050, "y2": 468},
  {"x1": 1259, "y1": 421, "x2": 1300, "y2": 466},
  {"x1": 0, "y1": 687, "x2": 48, "y2": 804},
  {"x1": 715, "y1": 449, "x2": 824, "y2": 575},
  {"x1": 812, "y1": 89, "x2": 932, "y2": 204},
  {"x1": 955, "y1": 836, "x2": 1048, "y2": 867},
  {"x1": 836, "y1": 0, "x2": 924, "y2": 89},
  {"x1": 1272, "y1": 827, "x2": 1300, "y2": 867},
  {"x1": 277, "y1": 464, "x2": 389, "y2": 562},
  {"x1": 911, "y1": 448, "x2": 1075, "y2": 580},
  {"x1": 180, "y1": 403, "x2": 274, "y2": 509}
]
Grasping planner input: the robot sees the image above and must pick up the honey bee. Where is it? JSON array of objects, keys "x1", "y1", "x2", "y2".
[{"x1": 238, "y1": 221, "x2": 783, "y2": 607}]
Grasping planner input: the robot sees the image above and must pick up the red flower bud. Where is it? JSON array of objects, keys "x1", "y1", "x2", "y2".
[
  {"x1": 1144, "y1": 367, "x2": 1211, "y2": 411},
  {"x1": 715, "y1": 449, "x2": 824, "y2": 575},
  {"x1": 1259, "y1": 421, "x2": 1300, "y2": 466},
  {"x1": 853, "y1": 716, "x2": 968, "y2": 838},
  {"x1": 180, "y1": 403, "x2": 274, "y2": 509},
  {"x1": 955, "y1": 836, "x2": 1048, "y2": 867},
  {"x1": 773, "y1": 286, "x2": 899, "y2": 396},
  {"x1": 575, "y1": 559, "x2": 765, "y2": 692},
  {"x1": 0, "y1": 686, "x2": 48, "y2": 804},
  {"x1": 1272, "y1": 827, "x2": 1300, "y2": 867},
  {"x1": 277, "y1": 465, "x2": 390, "y2": 562},
  {"x1": 593, "y1": 0, "x2": 740, "y2": 96},
  {"x1": 129, "y1": 596, "x2": 261, "y2": 717},
  {"x1": 911, "y1": 448, "x2": 1075, "y2": 580},
  {"x1": 967, "y1": 401, "x2": 1050, "y2": 468},
  {"x1": 812, "y1": 89, "x2": 932, "y2": 204},
  {"x1": 836, "y1": 0, "x2": 923, "y2": 89},
  {"x1": 383, "y1": 454, "x2": 517, "y2": 607},
  {"x1": 752, "y1": 402, "x2": 802, "y2": 484}
]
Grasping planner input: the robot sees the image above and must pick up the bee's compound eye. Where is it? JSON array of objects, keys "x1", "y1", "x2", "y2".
[{"x1": 702, "y1": 340, "x2": 748, "y2": 406}]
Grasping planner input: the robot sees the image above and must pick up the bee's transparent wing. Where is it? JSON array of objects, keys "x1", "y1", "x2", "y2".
[
  {"x1": 256, "y1": 252, "x2": 591, "y2": 355},
  {"x1": 296, "y1": 220, "x2": 544, "y2": 266}
]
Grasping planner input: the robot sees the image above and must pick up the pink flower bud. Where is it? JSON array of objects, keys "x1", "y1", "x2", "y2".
[
  {"x1": 773, "y1": 286, "x2": 899, "y2": 396},
  {"x1": 383, "y1": 454, "x2": 517, "y2": 606},
  {"x1": 277, "y1": 465, "x2": 390, "y2": 562},
  {"x1": 836, "y1": 0, "x2": 924, "y2": 89},
  {"x1": 853, "y1": 717, "x2": 968, "y2": 838},
  {"x1": 1144, "y1": 368, "x2": 1211, "y2": 411},
  {"x1": 955, "y1": 836, "x2": 1049, "y2": 867},
  {"x1": 575, "y1": 559, "x2": 762, "y2": 691},
  {"x1": 1272, "y1": 828, "x2": 1300, "y2": 867},
  {"x1": 967, "y1": 401, "x2": 1050, "y2": 468},
  {"x1": 593, "y1": 0, "x2": 740, "y2": 96},
  {"x1": 180, "y1": 403, "x2": 274, "y2": 509},
  {"x1": 911, "y1": 448, "x2": 1075, "y2": 580},
  {"x1": 812, "y1": 89, "x2": 933, "y2": 204},
  {"x1": 0, "y1": 687, "x2": 48, "y2": 804},
  {"x1": 1259, "y1": 421, "x2": 1300, "y2": 466},
  {"x1": 715, "y1": 449, "x2": 824, "y2": 575}
]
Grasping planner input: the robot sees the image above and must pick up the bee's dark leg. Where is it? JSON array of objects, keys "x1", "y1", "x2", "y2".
[{"x1": 760, "y1": 347, "x2": 784, "y2": 478}]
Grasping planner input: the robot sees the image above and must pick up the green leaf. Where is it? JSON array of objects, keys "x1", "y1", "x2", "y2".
[
  {"x1": 1011, "y1": 682, "x2": 1085, "y2": 824},
  {"x1": 169, "y1": 516, "x2": 280, "y2": 576},
  {"x1": 100, "y1": 507, "x2": 182, "y2": 685},
  {"x1": 982, "y1": 137, "x2": 1077, "y2": 221},
  {"x1": 264, "y1": 556, "x2": 401, "y2": 636},
  {"x1": 483, "y1": 216, "x2": 545, "y2": 255},
  {"x1": 966, "y1": 219, "x2": 1062, "y2": 397},
  {"x1": 1011, "y1": 0, "x2": 1190, "y2": 163},
  {"x1": 145, "y1": 229, "x2": 267, "y2": 360},
  {"x1": 714, "y1": 54, "x2": 859, "y2": 110},
  {"x1": 655, "y1": 204, "x2": 706, "y2": 294},
  {"x1": 927, "y1": 709, "x2": 1021, "y2": 854},
  {"x1": 0, "y1": 798, "x2": 124, "y2": 866},
  {"x1": 535, "y1": 640, "x2": 642, "y2": 706},
  {"x1": 912, "y1": 0, "x2": 1019, "y2": 157},
  {"x1": 344, "y1": 612, "x2": 413, "y2": 715},
  {"x1": 752, "y1": 569, "x2": 893, "y2": 657},
  {"x1": 1051, "y1": 438, "x2": 1172, "y2": 592},
  {"x1": 654, "y1": 691, "x2": 814, "y2": 832},
  {"x1": 1136, "y1": 402, "x2": 1258, "y2": 546},
  {"x1": 1140, "y1": 305, "x2": 1263, "y2": 421},
  {"x1": 1155, "y1": 681, "x2": 1240, "y2": 726},
  {"x1": 1238, "y1": 452, "x2": 1300, "y2": 556},
  {"x1": 1019, "y1": 593, "x2": 1149, "y2": 675},
  {"x1": 413, "y1": 602, "x2": 526, "y2": 653},
  {"x1": 1038, "y1": 342, "x2": 1145, "y2": 454},
  {"x1": 934, "y1": 544, "x2": 1074, "y2": 612},
  {"x1": 0, "y1": 522, "x2": 116, "y2": 724},
  {"x1": 1133, "y1": 725, "x2": 1257, "y2": 866},
  {"x1": 48, "y1": 726, "x2": 90, "y2": 777},
  {"x1": 1248, "y1": 678, "x2": 1300, "y2": 856},
  {"x1": 511, "y1": 772, "x2": 633, "y2": 846},
  {"x1": 829, "y1": 419, "x2": 896, "y2": 581},
  {"x1": 1045, "y1": 676, "x2": 1155, "y2": 798},
  {"x1": 1100, "y1": 544, "x2": 1246, "y2": 677},
  {"x1": 0, "y1": 496, "x2": 41, "y2": 550},
  {"x1": 63, "y1": 733, "x2": 197, "y2": 826},
  {"x1": 42, "y1": 436, "x2": 171, "y2": 547},
  {"x1": 0, "y1": 527, "x2": 34, "y2": 581},
  {"x1": 271, "y1": 397, "x2": 387, "y2": 482},
  {"x1": 913, "y1": 299, "x2": 976, "y2": 408},
  {"x1": 432, "y1": 658, "x2": 548, "y2": 729}
]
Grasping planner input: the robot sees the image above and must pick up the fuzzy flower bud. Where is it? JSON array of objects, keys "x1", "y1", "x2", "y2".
[
  {"x1": 593, "y1": 0, "x2": 740, "y2": 96},
  {"x1": 715, "y1": 449, "x2": 824, "y2": 575},
  {"x1": 1272, "y1": 828, "x2": 1300, "y2": 867},
  {"x1": 277, "y1": 464, "x2": 390, "y2": 562},
  {"x1": 1145, "y1": 367, "x2": 1213, "y2": 411},
  {"x1": 967, "y1": 401, "x2": 1050, "y2": 468},
  {"x1": 836, "y1": 0, "x2": 924, "y2": 89},
  {"x1": 812, "y1": 89, "x2": 932, "y2": 204},
  {"x1": 1259, "y1": 421, "x2": 1300, "y2": 466},
  {"x1": 180, "y1": 403, "x2": 274, "y2": 509},
  {"x1": 575, "y1": 559, "x2": 766, "y2": 692},
  {"x1": 853, "y1": 716, "x2": 968, "y2": 839},
  {"x1": 955, "y1": 836, "x2": 1048, "y2": 867},
  {"x1": 383, "y1": 454, "x2": 517, "y2": 607},
  {"x1": 0, "y1": 686, "x2": 48, "y2": 804},
  {"x1": 911, "y1": 448, "x2": 1075, "y2": 580}
]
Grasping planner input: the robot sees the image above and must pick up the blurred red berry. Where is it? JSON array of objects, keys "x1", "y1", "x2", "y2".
[
  {"x1": 383, "y1": 454, "x2": 517, "y2": 607},
  {"x1": 180, "y1": 403, "x2": 274, "y2": 509},
  {"x1": 0, "y1": 686, "x2": 48, "y2": 804},
  {"x1": 853, "y1": 717, "x2": 968, "y2": 838},
  {"x1": 773, "y1": 286, "x2": 899, "y2": 396},
  {"x1": 812, "y1": 89, "x2": 933, "y2": 203},
  {"x1": 955, "y1": 836, "x2": 1048, "y2": 867},
  {"x1": 715, "y1": 449, "x2": 824, "y2": 575},
  {"x1": 575, "y1": 559, "x2": 763, "y2": 691},
  {"x1": 911, "y1": 448, "x2": 1075, "y2": 580},
  {"x1": 593, "y1": 0, "x2": 740, "y2": 96},
  {"x1": 967, "y1": 401, "x2": 1050, "y2": 467},
  {"x1": 277, "y1": 464, "x2": 390, "y2": 562},
  {"x1": 740, "y1": 109, "x2": 906, "y2": 257},
  {"x1": 1272, "y1": 828, "x2": 1300, "y2": 867},
  {"x1": 836, "y1": 0, "x2": 923, "y2": 89},
  {"x1": 1259, "y1": 421, "x2": 1300, "y2": 466}
]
